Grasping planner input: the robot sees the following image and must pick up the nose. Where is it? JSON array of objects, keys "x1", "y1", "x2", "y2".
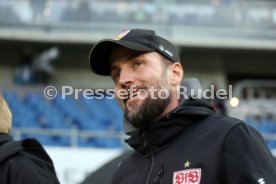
[{"x1": 118, "y1": 68, "x2": 135, "y2": 89}]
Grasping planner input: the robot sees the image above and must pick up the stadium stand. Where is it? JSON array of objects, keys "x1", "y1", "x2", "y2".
[
  {"x1": 2, "y1": 90, "x2": 124, "y2": 148},
  {"x1": 227, "y1": 80, "x2": 276, "y2": 150},
  {"x1": 0, "y1": 0, "x2": 275, "y2": 29},
  {"x1": 245, "y1": 115, "x2": 276, "y2": 149}
]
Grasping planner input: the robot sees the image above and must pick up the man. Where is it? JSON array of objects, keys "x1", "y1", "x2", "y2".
[
  {"x1": 33, "y1": 47, "x2": 59, "y2": 84},
  {"x1": 89, "y1": 29, "x2": 276, "y2": 184},
  {"x1": 0, "y1": 95, "x2": 60, "y2": 184}
]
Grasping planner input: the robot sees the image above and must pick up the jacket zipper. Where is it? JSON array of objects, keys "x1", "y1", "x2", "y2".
[
  {"x1": 146, "y1": 149, "x2": 154, "y2": 184},
  {"x1": 153, "y1": 166, "x2": 164, "y2": 184},
  {"x1": 143, "y1": 131, "x2": 154, "y2": 184}
]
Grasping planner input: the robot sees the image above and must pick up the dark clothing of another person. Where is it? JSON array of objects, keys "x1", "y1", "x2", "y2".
[{"x1": 0, "y1": 134, "x2": 60, "y2": 184}]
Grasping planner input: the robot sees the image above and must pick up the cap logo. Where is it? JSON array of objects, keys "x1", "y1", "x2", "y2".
[
  {"x1": 159, "y1": 45, "x2": 173, "y2": 58},
  {"x1": 165, "y1": 49, "x2": 173, "y2": 57},
  {"x1": 114, "y1": 30, "x2": 131, "y2": 41},
  {"x1": 159, "y1": 45, "x2": 164, "y2": 51}
]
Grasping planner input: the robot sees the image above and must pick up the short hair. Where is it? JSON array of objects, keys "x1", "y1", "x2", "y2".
[
  {"x1": 0, "y1": 95, "x2": 12, "y2": 133},
  {"x1": 160, "y1": 55, "x2": 173, "y2": 71}
]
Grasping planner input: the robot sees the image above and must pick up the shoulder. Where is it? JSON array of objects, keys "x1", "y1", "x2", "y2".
[
  {"x1": 3, "y1": 150, "x2": 33, "y2": 167},
  {"x1": 193, "y1": 114, "x2": 246, "y2": 137},
  {"x1": 208, "y1": 114, "x2": 243, "y2": 125},
  {"x1": 219, "y1": 118, "x2": 276, "y2": 182},
  {"x1": 0, "y1": 139, "x2": 48, "y2": 171},
  {"x1": 220, "y1": 117, "x2": 272, "y2": 159},
  {"x1": 0, "y1": 140, "x2": 59, "y2": 183},
  {"x1": 0, "y1": 150, "x2": 38, "y2": 182},
  {"x1": 187, "y1": 114, "x2": 255, "y2": 145},
  {"x1": 223, "y1": 119, "x2": 264, "y2": 146}
]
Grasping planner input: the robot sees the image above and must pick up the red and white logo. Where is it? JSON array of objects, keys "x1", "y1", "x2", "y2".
[
  {"x1": 114, "y1": 30, "x2": 130, "y2": 41},
  {"x1": 173, "y1": 168, "x2": 201, "y2": 184}
]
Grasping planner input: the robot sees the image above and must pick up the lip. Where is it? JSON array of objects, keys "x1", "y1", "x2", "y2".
[
  {"x1": 124, "y1": 92, "x2": 139, "y2": 104},
  {"x1": 125, "y1": 94, "x2": 141, "y2": 109},
  {"x1": 129, "y1": 91, "x2": 139, "y2": 100},
  {"x1": 120, "y1": 87, "x2": 147, "y2": 108},
  {"x1": 124, "y1": 89, "x2": 148, "y2": 109}
]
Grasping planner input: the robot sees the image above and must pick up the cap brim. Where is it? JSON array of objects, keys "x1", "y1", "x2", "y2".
[{"x1": 89, "y1": 39, "x2": 155, "y2": 76}]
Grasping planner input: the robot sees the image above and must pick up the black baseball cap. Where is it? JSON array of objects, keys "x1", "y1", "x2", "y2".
[{"x1": 89, "y1": 29, "x2": 180, "y2": 76}]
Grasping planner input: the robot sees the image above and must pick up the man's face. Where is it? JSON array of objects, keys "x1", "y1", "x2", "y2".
[{"x1": 110, "y1": 47, "x2": 172, "y2": 128}]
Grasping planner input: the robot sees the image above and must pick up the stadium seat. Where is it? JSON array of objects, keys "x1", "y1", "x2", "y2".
[
  {"x1": 2, "y1": 91, "x2": 124, "y2": 147},
  {"x1": 78, "y1": 137, "x2": 97, "y2": 147},
  {"x1": 245, "y1": 117, "x2": 259, "y2": 129},
  {"x1": 266, "y1": 140, "x2": 276, "y2": 149},
  {"x1": 258, "y1": 121, "x2": 276, "y2": 134},
  {"x1": 93, "y1": 137, "x2": 122, "y2": 148}
]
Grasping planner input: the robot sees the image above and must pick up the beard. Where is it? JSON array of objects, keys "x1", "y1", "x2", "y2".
[
  {"x1": 122, "y1": 73, "x2": 172, "y2": 129},
  {"x1": 124, "y1": 90, "x2": 171, "y2": 129}
]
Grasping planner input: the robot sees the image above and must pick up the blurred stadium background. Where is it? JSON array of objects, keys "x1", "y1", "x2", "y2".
[{"x1": 0, "y1": 0, "x2": 276, "y2": 183}]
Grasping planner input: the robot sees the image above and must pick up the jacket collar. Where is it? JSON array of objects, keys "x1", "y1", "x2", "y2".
[
  {"x1": 0, "y1": 133, "x2": 13, "y2": 145},
  {"x1": 126, "y1": 99, "x2": 215, "y2": 155}
]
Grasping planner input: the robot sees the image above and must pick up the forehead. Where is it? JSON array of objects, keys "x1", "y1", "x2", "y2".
[
  {"x1": 110, "y1": 46, "x2": 163, "y2": 69},
  {"x1": 110, "y1": 46, "x2": 141, "y2": 66}
]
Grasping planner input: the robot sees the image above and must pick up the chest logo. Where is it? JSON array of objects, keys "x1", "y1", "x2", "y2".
[{"x1": 173, "y1": 168, "x2": 201, "y2": 184}]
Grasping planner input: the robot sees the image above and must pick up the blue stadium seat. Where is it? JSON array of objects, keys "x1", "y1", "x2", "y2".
[
  {"x1": 51, "y1": 136, "x2": 71, "y2": 147},
  {"x1": 245, "y1": 117, "x2": 259, "y2": 129},
  {"x1": 80, "y1": 97, "x2": 123, "y2": 132},
  {"x1": 3, "y1": 91, "x2": 124, "y2": 147},
  {"x1": 94, "y1": 137, "x2": 122, "y2": 148},
  {"x1": 266, "y1": 140, "x2": 276, "y2": 149},
  {"x1": 258, "y1": 121, "x2": 276, "y2": 134},
  {"x1": 24, "y1": 93, "x2": 72, "y2": 130},
  {"x1": 78, "y1": 137, "x2": 97, "y2": 147},
  {"x1": 3, "y1": 91, "x2": 40, "y2": 128},
  {"x1": 21, "y1": 134, "x2": 58, "y2": 146}
]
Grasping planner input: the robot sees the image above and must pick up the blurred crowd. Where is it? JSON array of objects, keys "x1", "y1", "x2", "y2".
[
  {"x1": 0, "y1": 0, "x2": 275, "y2": 28},
  {"x1": 14, "y1": 47, "x2": 59, "y2": 85}
]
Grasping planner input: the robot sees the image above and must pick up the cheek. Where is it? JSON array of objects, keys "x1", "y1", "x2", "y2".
[
  {"x1": 114, "y1": 87, "x2": 121, "y2": 100},
  {"x1": 139, "y1": 70, "x2": 163, "y2": 85},
  {"x1": 114, "y1": 87, "x2": 127, "y2": 102},
  {"x1": 149, "y1": 71, "x2": 168, "y2": 86},
  {"x1": 114, "y1": 89, "x2": 125, "y2": 108},
  {"x1": 162, "y1": 74, "x2": 171, "y2": 87}
]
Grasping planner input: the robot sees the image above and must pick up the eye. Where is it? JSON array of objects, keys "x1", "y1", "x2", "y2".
[
  {"x1": 111, "y1": 71, "x2": 119, "y2": 81},
  {"x1": 133, "y1": 60, "x2": 143, "y2": 68}
]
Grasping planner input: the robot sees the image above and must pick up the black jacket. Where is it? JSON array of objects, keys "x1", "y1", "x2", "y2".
[
  {"x1": 111, "y1": 99, "x2": 276, "y2": 184},
  {"x1": 0, "y1": 134, "x2": 60, "y2": 184}
]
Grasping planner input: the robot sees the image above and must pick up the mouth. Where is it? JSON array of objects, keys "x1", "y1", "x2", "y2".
[
  {"x1": 117, "y1": 85, "x2": 148, "y2": 107},
  {"x1": 129, "y1": 91, "x2": 139, "y2": 99},
  {"x1": 123, "y1": 91, "x2": 139, "y2": 104}
]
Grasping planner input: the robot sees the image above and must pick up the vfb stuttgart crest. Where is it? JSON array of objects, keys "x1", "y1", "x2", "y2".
[
  {"x1": 173, "y1": 168, "x2": 201, "y2": 184},
  {"x1": 114, "y1": 30, "x2": 130, "y2": 40}
]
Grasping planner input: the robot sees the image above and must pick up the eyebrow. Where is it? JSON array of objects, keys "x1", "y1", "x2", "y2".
[
  {"x1": 111, "y1": 50, "x2": 143, "y2": 63},
  {"x1": 110, "y1": 52, "x2": 143, "y2": 73},
  {"x1": 110, "y1": 65, "x2": 120, "y2": 75}
]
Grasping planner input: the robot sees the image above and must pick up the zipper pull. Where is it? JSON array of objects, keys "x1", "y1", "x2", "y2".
[
  {"x1": 153, "y1": 166, "x2": 164, "y2": 184},
  {"x1": 142, "y1": 130, "x2": 148, "y2": 147}
]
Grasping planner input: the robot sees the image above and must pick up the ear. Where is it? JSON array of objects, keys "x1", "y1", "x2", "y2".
[{"x1": 168, "y1": 63, "x2": 183, "y2": 86}]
